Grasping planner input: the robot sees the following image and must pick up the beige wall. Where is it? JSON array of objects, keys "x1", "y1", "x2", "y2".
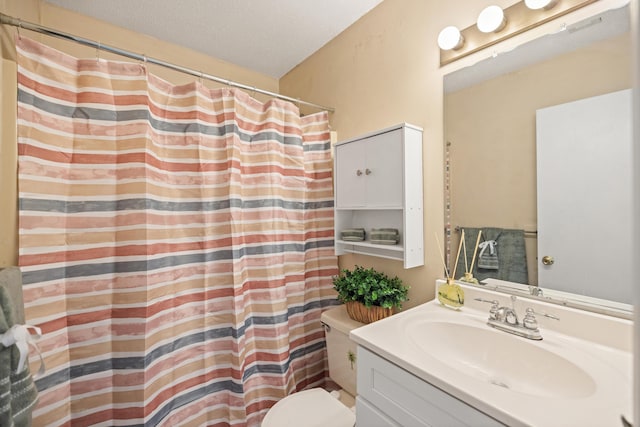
[
  {"x1": 0, "y1": 0, "x2": 279, "y2": 266},
  {"x1": 446, "y1": 33, "x2": 631, "y2": 285},
  {"x1": 280, "y1": 0, "x2": 625, "y2": 307},
  {"x1": 280, "y1": 0, "x2": 484, "y2": 308},
  {"x1": 0, "y1": 1, "x2": 39, "y2": 266}
]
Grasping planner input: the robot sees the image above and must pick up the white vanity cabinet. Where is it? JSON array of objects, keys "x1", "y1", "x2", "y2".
[
  {"x1": 333, "y1": 124, "x2": 423, "y2": 268},
  {"x1": 356, "y1": 346, "x2": 505, "y2": 427}
]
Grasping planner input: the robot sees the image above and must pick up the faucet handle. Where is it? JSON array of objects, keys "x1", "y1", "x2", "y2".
[
  {"x1": 523, "y1": 307, "x2": 560, "y2": 331},
  {"x1": 474, "y1": 298, "x2": 498, "y2": 305},
  {"x1": 528, "y1": 285, "x2": 544, "y2": 297},
  {"x1": 474, "y1": 298, "x2": 499, "y2": 310},
  {"x1": 523, "y1": 308, "x2": 539, "y2": 330},
  {"x1": 510, "y1": 294, "x2": 518, "y2": 308},
  {"x1": 474, "y1": 298, "x2": 500, "y2": 320},
  {"x1": 527, "y1": 307, "x2": 560, "y2": 320},
  {"x1": 522, "y1": 307, "x2": 560, "y2": 331}
]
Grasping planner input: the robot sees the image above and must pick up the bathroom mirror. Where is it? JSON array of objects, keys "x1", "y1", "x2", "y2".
[{"x1": 443, "y1": 2, "x2": 633, "y2": 318}]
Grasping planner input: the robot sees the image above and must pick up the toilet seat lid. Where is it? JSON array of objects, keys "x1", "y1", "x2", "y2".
[{"x1": 262, "y1": 388, "x2": 355, "y2": 427}]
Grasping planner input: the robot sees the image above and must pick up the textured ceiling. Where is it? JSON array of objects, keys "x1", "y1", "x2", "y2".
[{"x1": 44, "y1": 0, "x2": 384, "y2": 78}]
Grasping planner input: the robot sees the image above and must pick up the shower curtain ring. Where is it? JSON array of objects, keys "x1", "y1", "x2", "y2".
[
  {"x1": 139, "y1": 54, "x2": 147, "y2": 72},
  {"x1": 96, "y1": 42, "x2": 101, "y2": 62},
  {"x1": 17, "y1": 19, "x2": 22, "y2": 39}
]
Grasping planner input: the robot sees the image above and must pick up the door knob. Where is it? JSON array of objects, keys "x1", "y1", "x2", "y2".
[{"x1": 542, "y1": 255, "x2": 554, "y2": 266}]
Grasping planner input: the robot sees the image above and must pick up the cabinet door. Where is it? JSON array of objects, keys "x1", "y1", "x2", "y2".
[
  {"x1": 356, "y1": 397, "x2": 401, "y2": 427},
  {"x1": 364, "y1": 130, "x2": 403, "y2": 208},
  {"x1": 335, "y1": 141, "x2": 366, "y2": 208},
  {"x1": 358, "y1": 347, "x2": 505, "y2": 427}
]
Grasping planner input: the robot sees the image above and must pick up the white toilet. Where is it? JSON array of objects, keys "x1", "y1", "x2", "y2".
[{"x1": 261, "y1": 305, "x2": 362, "y2": 427}]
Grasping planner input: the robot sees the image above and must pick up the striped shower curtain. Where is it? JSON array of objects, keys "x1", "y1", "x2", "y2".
[{"x1": 16, "y1": 37, "x2": 338, "y2": 426}]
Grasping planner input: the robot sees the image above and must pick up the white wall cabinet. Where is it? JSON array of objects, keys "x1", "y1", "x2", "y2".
[
  {"x1": 335, "y1": 130, "x2": 403, "y2": 208},
  {"x1": 334, "y1": 124, "x2": 424, "y2": 269},
  {"x1": 357, "y1": 346, "x2": 505, "y2": 427}
]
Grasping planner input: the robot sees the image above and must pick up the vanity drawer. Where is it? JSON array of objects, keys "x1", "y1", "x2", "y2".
[{"x1": 357, "y1": 346, "x2": 505, "y2": 427}]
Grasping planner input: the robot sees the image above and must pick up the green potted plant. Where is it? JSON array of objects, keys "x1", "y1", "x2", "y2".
[{"x1": 332, "y1": 265, "x2": 409, "y2": 323}]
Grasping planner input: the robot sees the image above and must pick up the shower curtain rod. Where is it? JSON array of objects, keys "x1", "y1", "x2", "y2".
[{"x1": 0, "y1": 12, "x2": 335, "y2": 113}]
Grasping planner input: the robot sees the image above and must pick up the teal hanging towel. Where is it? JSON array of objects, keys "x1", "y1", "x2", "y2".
[
  {"x1": 456, "y1": 227, "x2": 528, "y2": 285},
  {"x1": 0, "y1": 268, "x2": 41, "y2": 427}
]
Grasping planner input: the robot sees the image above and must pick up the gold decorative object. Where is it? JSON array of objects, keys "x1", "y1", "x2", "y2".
[
  {"x1": 437, "y1": 278, "x2": 465, "y2": 309},
  {"x1": 435, "y1": 232, "x2": 465, "y2": 309},
  {"x1": 459, "y1": 230, "x2": 482, "y2": 284}
]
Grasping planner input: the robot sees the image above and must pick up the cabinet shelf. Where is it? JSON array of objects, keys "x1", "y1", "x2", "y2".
[
  {"x1": 342, "y1": 250, "x2": 405, "y2": 263},
  {"x1": 337, "y1": 241, "x2": 406, "y2": 263},
  {"x1": 335, "y1": 207, "x2": 403, "y2": 211},
  {"x1": 336, "y1": 240, "x2": 404, "y2": 252}
]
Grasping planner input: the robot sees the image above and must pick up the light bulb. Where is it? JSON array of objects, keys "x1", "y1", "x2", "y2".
[
  {"x1": 524, "y1": 0, "x2": 557, "y2": 10},
  {"x1": 477, "y1": 5, "x2": 506, "y2": 33},
  {"x1": 438, "y1": 26, "x2": 464, "y2": 51}
]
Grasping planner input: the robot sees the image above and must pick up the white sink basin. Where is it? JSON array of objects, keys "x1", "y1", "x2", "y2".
[{"x1": 407, "y1": 320, "x2": 597, "y2": 399}]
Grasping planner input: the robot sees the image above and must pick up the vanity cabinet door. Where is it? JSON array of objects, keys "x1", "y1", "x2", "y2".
[
  {"x1": 357, "y1": 347, "x2": 505, "y2": 427},
  {"x1": 356, "y1": 396, "x2": 401, "y2": 427}
]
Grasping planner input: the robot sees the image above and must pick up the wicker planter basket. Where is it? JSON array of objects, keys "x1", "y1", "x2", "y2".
[{"x1": 345, "y1": 301, "x2": 393, "y2": 324}]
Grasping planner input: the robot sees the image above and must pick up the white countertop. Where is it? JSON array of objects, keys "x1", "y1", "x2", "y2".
[{"x1": 350, "y1": 282, "x2": 634, "y2": 427}]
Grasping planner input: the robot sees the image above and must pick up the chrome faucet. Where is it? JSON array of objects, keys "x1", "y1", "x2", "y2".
[
  {"x1": 494, "y1": 304, "x2": 519, "y2": 325},
  {"x1": 475, "y1": 295, "x2": 559, "y2": 340},
  {"x1": 529, "y1": 285, "x2": 544, "y2": 297}
]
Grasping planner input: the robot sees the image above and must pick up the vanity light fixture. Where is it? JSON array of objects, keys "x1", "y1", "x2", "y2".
[
  {"x1": 438, "y1": 26, "x2": 465, "y2": 50},
  {"x1": 524, "y1": 0, "x2": 558, "y2": 10},
  {"x1": 477, "y1": 5, "x2": 507, "y2": 33},
  {"x1": 438, "y1": 0, "x2": 597, "y2": 66}
]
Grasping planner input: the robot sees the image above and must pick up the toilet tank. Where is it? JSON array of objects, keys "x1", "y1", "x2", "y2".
[{"x1": 321, "y1": 305, "x2": 364, "y2": 396}]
